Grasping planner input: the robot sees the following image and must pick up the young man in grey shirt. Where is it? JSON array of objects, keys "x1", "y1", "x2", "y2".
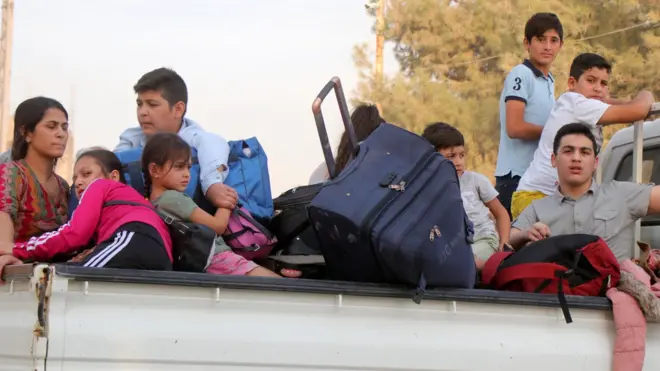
[{"x1": 511, "y1": 123, "x2": 660, "y2": 261}]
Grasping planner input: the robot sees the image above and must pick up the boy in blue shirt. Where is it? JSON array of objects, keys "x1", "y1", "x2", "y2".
[
  {"x1": 116, "y1": 68, "x2": 238, "y2": 210},
  {"x1": 494, "y1": 13, "x2": 564, "y2": 219}
]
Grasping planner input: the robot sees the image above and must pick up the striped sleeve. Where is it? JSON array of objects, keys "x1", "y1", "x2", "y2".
[{"x1": 12, "y1": 178, "x2": 106, "y2": 261}]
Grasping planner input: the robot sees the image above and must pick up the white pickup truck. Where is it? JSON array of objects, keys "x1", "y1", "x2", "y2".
[{"x1": 2, "y1": 105, "x2": 660, "y2": 371}]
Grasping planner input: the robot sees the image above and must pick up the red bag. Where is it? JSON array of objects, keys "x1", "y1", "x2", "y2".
[{"x1": 482, "y1": 234, "x2": 620, "y2": 323}]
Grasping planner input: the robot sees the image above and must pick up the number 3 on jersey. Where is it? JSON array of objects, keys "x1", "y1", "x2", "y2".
[{"x1": 513, "y1": 77, "x2": 522, "y2": 91}]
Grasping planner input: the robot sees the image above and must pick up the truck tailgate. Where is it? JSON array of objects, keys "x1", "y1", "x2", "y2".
[{"x1": 3, "y1": 264, "x2": 660, "y2": 370}]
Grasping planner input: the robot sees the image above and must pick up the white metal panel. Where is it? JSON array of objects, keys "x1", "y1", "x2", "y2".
[
  {"x1": 38, "y1": 277, "x2": 660, "y2": 371},
  {"x1": 0, "y1": 276, "x2": 41, "y2": 370}
]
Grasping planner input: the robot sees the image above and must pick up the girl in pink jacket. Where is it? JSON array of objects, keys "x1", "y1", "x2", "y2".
[{"x1": 0, "y1": 149, "x2": 173, "y2": 270}]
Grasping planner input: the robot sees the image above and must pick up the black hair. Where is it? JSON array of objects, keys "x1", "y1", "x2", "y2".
[
  {"x1": 334, "y1": 104, "x2": 385, "y2": 175},
  {"x1": 11, "y1": 96, "x2": 68, "y2": 161},
  {"x1": 422, "y1": 122, "x2": 465, "y2": 150},
  {"x1": 141, "y1": 132, "x2": 192, "y2": 198},
  {"x1": 524, "y1": 12, "x2": 564, "y2": 42},
  {"x1": 553, "y1": 123, "x2": 598, "y2": 155},
  {"x1": 134, "y1": 67, "x2": 188, "y2": 109},
  {"x1": 569, "y1": 53, "x2": 612, "y2": 81},
  {"x1": 77, "y1": 149, "x2": 127, "y2": 184}
]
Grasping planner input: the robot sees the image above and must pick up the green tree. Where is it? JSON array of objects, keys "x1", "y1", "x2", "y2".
[{"x1": 353, "y1": 0, "x2": 660, "y2": 178}]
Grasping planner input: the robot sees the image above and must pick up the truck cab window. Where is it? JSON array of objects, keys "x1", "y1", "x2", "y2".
[{"x1": 614, "y1": 148, "x2": 660, "y2": 184}]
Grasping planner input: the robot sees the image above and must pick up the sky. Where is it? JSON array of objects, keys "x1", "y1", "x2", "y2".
[{"x1": 7, "y1": 0, "x2": 398, "y2": 195}]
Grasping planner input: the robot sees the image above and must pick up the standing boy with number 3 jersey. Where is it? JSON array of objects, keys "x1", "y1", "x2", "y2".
[{"x1": 494, "y1": 13, "x2": 564, "y2": 220}]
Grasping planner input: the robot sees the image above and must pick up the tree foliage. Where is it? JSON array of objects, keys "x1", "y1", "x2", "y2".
[{"x1": 353, "y1": 0, "x2": 660, "y2": 177}]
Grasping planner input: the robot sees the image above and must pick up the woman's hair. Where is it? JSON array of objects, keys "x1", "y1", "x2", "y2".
[
  {"x1": 77, "y1": 149, "x2": 127, "y2": 184},
  {"x1": 141, "y1": 132, "x2": 192, "y2": 198},
  {"x1": 333, "y1": 104, "x2": 384, "y2": 175},
  {"x1": 11, "y1": 96, "x2": 68, "y2": 161}
]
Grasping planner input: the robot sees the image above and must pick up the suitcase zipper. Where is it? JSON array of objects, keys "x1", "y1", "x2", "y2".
[
  {"x1": 429, "y1": 226, "x2": 442, "y2": 241},
  {"x1": 390, "y1": 180, "x2": 452, "y2": 249},
  {"x1": 360, "y1": 150, "x2": 436, "y2": 245}
]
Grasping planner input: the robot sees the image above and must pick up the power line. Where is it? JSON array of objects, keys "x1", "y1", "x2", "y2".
[{"x1": 446, "y1": 20, "x2": 660, "y2": 68}]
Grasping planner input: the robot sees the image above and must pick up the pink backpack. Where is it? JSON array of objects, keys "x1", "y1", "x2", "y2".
[{"x1": 223, "y1": 207, "x2": 277, "y2": 260}]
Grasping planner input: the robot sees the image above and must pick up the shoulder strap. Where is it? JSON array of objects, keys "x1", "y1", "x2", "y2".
[
  {"x1": 480, "y1": 251, "x2": 512, "y2": 285},
  {"x1": 492, "y1": 262, "x2": 567, "y2": 288},
  {"x1": 103, "y1": 200, "x2": 153, "y2": 209},
  {"x1": 493, "y1": 262, "x2": 575, "y2": 324},
  {"x1": 102, "y1": 200, "x2": 175, "y2": 225}
]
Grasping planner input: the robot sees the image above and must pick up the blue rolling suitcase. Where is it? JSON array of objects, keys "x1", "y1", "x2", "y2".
[{"x1": 307, "y1": 77, "x2": 476, "y2": 302}]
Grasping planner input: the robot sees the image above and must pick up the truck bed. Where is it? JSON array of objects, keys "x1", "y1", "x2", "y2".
[{"x1": 2, "y1": 264, "x2": 659, "y2": 370}]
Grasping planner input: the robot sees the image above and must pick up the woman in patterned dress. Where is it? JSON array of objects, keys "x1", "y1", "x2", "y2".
[{"x1": 0, "y1": 96, "x2": 70, "y2": 252}]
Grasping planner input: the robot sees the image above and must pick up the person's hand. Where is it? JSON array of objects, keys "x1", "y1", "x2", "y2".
[
  {"x1": 524, "y1": 222, "x2": 551, "y2": 243},
  {"x1": 0, "y1": 255, "x2": 23, "y2": 285},
  {"x1": 206, "y1": 183, "x2": 239, "y2": 210},
  {"x1": 498, "y1": 242, "x2": 513, "y2": 252}
]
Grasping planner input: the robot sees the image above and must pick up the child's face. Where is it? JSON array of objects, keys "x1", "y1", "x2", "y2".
[
  {"x1": 568, "y1": 67, "x2": 610, "y2": 101},
  {"x1": 136, "y1": 90, "x2": 185, "y2": 137},
  {"x1": 438, "y1": 146, "x2": 466, "y2": 176},
  {"x1": 73, "y1": 156, "x2": 120, "y2": 198},
  {"x1": 524, "y1": 29, "x2": 562, "y2": 68},
  {"x1": 150, "y1": 157, "x2": 191, "y2": 193}
]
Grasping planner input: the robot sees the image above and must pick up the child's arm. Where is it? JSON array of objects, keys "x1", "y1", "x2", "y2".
[
  {"x1": 474, "y1": 172, "x2": 511, "y2": 250},
  {"x1": 485, "y1": 198, "x2": 510, "y2": 251},
  {"x1": 189, "y1": 208, "x2": 231, "y2": 235},
  {"x1": 156, "y1": 190, "x2": 231, "y2": 235},
  {"x1": 575, "y1": 90, "x2": 654, "y2": 127},
  {"x1": 598, "y1": 91, "x2": 654, "y2": 124},
  {"x1": 8, "y1": 179, "x2": 107, "y2": 261},
  {"x1": 503, "y1": 67, "x2": 543, "y2": 140}
]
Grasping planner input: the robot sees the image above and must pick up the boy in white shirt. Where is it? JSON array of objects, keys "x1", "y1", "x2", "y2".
[
  {"x1": 511, "y1": 53, "x2": 654, "y2": 220},
  {"x1": 422, "y1": 123, "x2": 510, "y2": 269}
]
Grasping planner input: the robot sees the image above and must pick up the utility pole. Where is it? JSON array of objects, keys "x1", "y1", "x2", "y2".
[
  {"x1": 0, "y1": 0, "x2": 14, "y2": 153},
  {"x1": 374, "y1": 0, "x2": 385, "y2": 84}
]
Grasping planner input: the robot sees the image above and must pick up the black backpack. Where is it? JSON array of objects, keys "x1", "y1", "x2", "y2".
[
  {"x1": 103, "y1": 200, "x2": 215, "y2": 272},
  {"x1": 266, "y1": 184, "x2": 325, "y2": 278}
]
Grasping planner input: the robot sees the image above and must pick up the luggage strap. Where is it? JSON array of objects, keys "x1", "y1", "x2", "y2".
[
  {"x1": 481, "y1": 251, "x2": 512, "y2": 285},
  {"x1": 494, "y1": 262, "x2": 574, "y2": 324}
]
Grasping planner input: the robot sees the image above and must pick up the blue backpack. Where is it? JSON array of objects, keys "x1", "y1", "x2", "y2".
[
  {"x1": 224, "y1": 138, "x2": 273, "y2": 222},
  {"x1": 68, "y1": 139, "x2": 274, "y2": 222}
]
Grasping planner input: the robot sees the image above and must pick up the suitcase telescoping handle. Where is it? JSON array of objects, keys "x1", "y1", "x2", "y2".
[{"x1": 311, "y1": 76, "x2": 358, "y2": 179}]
